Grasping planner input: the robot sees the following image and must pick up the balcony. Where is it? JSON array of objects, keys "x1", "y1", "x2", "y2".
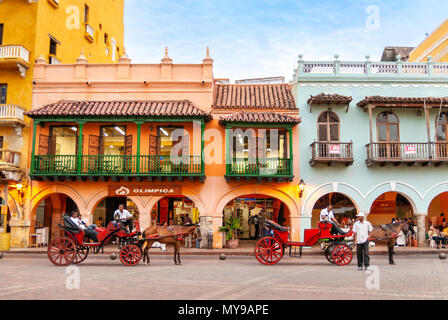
[
  {"x1": 0, "y1": 149, "x2": 22, "y2": 182},
  {"x1": 84, "y1": 24, "x2": 95, "y2": 43},
  {"x1": 310, "y1": 142, "x2": 353, "y2": 166},
  {"x1": 0, "y1": 105, "x2": 25, "y2": 133},
  {"x1": 0, "y1": 45, "x2": 30, "y2": 78},
  {"x1": 366, "y1": 142, "x2": 448, "y2": 167},
  {"x1": 30, "y1": 155, "x2": 204, "y2": 181},
  {"x1": 226, "y1": 158, "x2": 293, "y2": 182}
]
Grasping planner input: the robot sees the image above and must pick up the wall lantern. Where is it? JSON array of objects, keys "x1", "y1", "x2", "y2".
[{"x1": 299, "y1": 179, "x2": 306, "y2": 198}]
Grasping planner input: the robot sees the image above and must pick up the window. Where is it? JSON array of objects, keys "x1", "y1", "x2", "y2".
[
  {"x1": 0, "y1": 24, "x2": 3, "y2": 45},
  {"x1": 100, "y1": 126, "x2": 126, "y2": 155},
  {"x1": 50, "y1": 127, "x2": 78, "y2": 155},
  {"x1": 158, "y1": 126, "x2": 184, "y2": 156},
  {"x1": 0, "y1": 84, "x2": 6, "y2": 104},
  {"x1": 104, "y1": 33, "x2": 109, "y2": 45},
  {"x1": 377, "y1": 111, "x2": 399, "y2": 142},
  {"x1": 84, "y1": 4, "x2": 89, "y2": 23},
  {"x1": 0, "y1": 136, "x2": 4, "y2": 149},
  {"x1": 436, "y1": 112, "x2": 448, "y2": 142},
  {"x1": 49, "y1": 36, "x2": 58, "y2": 56},
  {"x1": 317, "y1": 111, "x2": 340, "y2": 142}
]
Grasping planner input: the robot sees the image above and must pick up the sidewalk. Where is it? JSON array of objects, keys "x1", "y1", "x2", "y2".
[{"x1": 2, "y1": 240, "x2": 445, "y2": 256}]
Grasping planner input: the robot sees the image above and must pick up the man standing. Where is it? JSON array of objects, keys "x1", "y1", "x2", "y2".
[
  {"x1": 320, "y1": 205, "x2": 346, "y2": 235},
  {"x1": 114, "y1": 204, "x2": 134, "y2": 232},
  {"x1": 353, "y1": 212, "x2": 373, "y2": 271}
]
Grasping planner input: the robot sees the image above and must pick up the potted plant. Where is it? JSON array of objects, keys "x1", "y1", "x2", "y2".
[{"x1": 219, "y1": 216, "x2": 241, "y2": 249}]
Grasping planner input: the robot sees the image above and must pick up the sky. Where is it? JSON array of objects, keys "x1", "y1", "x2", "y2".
[{"x1": 124, "y1": 0, "x2": 448, "y2": 82}]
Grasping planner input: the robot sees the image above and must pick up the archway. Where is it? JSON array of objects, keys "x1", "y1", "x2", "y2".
[
  {"x1": 32, "y1": 193, "x2": 79, "y2": 242},
  {"x1": 368, "y1": 192, "x2": 414, "y2": 225},
  {"x1": 149, "y1": 196, "x2": 200, "y2": 226},
  {"x1": 427, "y1": 192, "x2": 448, "y2": 229},
  {"x1": 222, "y1": 194, "x2": 290, "y2": 240},
  {"x1": 311, "y1": 192, "x2": 357, "y2": 228}
]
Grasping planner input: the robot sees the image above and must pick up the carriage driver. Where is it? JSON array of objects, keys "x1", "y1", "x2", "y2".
[
  {"x1": 114, "y1": 204, "x2": 134, "y2": 233},
  {"x1": 320, "y1": 205, "x2": 348, "y2": 236}
]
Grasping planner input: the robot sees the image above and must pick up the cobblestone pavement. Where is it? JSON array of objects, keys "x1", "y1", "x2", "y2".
[{"x1": 0, "y1": 253, "x2": 447, "y2": 300}]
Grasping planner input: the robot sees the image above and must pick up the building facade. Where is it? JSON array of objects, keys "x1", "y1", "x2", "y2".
[
  {"x1": 22, "y1": 49, "x2": 303, "y2": 249},
  {"x1": 408, "y1": 18, "x2": 448, "y2": 63},
  {"x1": 0, "y1": 0, "x2": 124, "y2": 246},
  {"x1": 293, "y1": 55, "x2": 448, "y2": 245}
]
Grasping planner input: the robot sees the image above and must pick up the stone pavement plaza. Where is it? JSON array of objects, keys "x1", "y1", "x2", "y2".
[{"x1": 1, "y1": 253, "x2": 448, "y2": 300}]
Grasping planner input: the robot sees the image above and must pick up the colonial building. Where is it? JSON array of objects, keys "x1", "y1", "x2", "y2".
[
  {"x1": 293, "y1": 54, "x2": 448, "y2": 245},
  {"x1": 408, "y1": 18, "x2": 448, "y2": 63},
  {"x1": 23, "y1": 49, "x2": 303, "y2": 248},
  {"x1": 0, "y1": 0, "x2": 125, "y2": 247}
]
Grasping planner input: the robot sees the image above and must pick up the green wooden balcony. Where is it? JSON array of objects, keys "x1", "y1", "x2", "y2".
[
  {"x1": 31, "y1": 155, "x2": 204, "y2": 180},
  {"x1": 226, "y1": 158, "x2": 293, "y2": 182}
]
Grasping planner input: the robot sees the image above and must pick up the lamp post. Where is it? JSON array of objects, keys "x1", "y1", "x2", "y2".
[{"x1": 299, "y1": 179, "x2": 306, "y2": 198}]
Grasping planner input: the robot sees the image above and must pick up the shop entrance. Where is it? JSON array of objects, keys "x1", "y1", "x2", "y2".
[
  {"x1": 368, "y1": 192, "x2": 414, "y2": 225},
  {"x1": 428, "y1": 192, "x2": 448, "y2": 229},
  {"x1": 311, "y1": 193, "x2": 357, "y2": 228},
  {"x1": 222, "y1": 195, "x2": 289, "y2": 240},
  {"x1": 151, "y1": 196, "x2": 199, "y2": 226},
  {"x1": 92, "y1": 197, "x2": 140, "y2": 227}
]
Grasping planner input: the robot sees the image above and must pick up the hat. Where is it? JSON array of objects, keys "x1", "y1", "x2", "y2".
[{"x1": 356, "y1": 212, "x2": 365, "y2": 218}]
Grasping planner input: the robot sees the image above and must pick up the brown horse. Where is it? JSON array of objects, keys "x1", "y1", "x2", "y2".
[
  {"x1": 369, "y1": 221, "x2": 415, "y2": 265},
  {"x1": 141, "y1": 224, "x2": 197, "y2": 265}
]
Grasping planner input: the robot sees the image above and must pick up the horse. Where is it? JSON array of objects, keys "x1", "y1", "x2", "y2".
[
  {"x1": 368, "y1": 221, "x2": 415, "y2": 265},
  {"x1": 141, "y1": 224, "x2": 197, "y2": 265}
]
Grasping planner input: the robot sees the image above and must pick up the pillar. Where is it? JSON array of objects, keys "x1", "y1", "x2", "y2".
[
  {"x1": 415, "y1": 213, "x2": 427, "y2": 246},
  {"x1": 289, "y1": 216, "x2": 301, "y2": 242}
]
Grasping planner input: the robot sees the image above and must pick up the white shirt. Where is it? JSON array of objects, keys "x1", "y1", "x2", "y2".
[
  {"x1": 320, "y1": 208, "x2": 335, "y2": 222},
  {"x1": 70, "y1": 217, "x2": 86, "y2": 230},
  {"x1": 114, "y1": 209, "x2": 132, "y2": 220},
  {"x1": 353, "y1": 220, "x2": 373, "y2": 244}
]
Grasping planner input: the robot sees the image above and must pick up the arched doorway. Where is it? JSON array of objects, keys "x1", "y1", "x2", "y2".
[
  {"x1": 33, "y1": 193, "x2": 79, "y2": 242},
  {"x1": 427, "y1": 192, "x2": 448, "y2": 229},
  {"x1": 222, "y1": 195, "x2": 290, "y2": 240},
  {"x1": 150, "y1": 196, "x2": 200, "y2": 226},
  {"x1": 91, "y1": 197, "x2": 140, "y2": 227},
  {"x1": 368, "y1": 192, "x2": 414, "y2": 225},
  {"x1": 311, "y1": 192, "x2": 357, "y2": 228}
]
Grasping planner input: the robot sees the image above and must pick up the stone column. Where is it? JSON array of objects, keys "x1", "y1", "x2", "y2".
[
  {"x1": 415, "y1": 214, "x2": 427, "y2": 247},
  {"x1": 9, "y1": 219, "x2": 31, "y2": 248}
]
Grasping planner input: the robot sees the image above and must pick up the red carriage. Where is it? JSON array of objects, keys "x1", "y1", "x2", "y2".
[
  {"x1": 255, "y1": 220, "x2": 354, "y2": 266},
  {"x1": 47, "y1": 220, "x2": 143, "y2": 266}
]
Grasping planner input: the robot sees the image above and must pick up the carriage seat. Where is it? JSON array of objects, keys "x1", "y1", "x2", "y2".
[
  {"x1": 62, "y1": 215, "x2": 81, "y2": 234},
  {"x1": 265, "y1": 220, "x2": 288, "y2": 232}
]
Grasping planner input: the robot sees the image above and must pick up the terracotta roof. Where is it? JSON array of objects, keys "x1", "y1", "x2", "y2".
[
  {"x1": 307, "y1": 93, "x2": 352, "y2": 105},
  {"x1": 219, "y1": 112, "x2": 300, "y2": 124},
  {"x1": 25, "y1": 100, "x2": 211, "y2": 119},
  {"x1": 381, "y1": 46, "x2": 414, "y2": 62},
  {"x1": 213, "y1": 84, "x2": 296, "y2": 110},
  {"x1": 357, "y1": 96, "x2": 448, "y2": 108}
]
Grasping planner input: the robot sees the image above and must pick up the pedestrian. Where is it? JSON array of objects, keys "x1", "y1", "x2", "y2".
[{"x1": 353, "y1": 212, "x2": 373, "y2": 271}]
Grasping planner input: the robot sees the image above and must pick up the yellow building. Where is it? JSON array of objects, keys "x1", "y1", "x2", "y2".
[
  {"x1": 409, "y1": 18, "x2": 448, "y2": 62},
  {"x1": 0, "y1": 0, "x2": 124, "y2": 248}
]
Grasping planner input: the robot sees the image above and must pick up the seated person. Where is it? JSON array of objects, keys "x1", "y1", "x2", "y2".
[
  {"x1": 320, "y1": 205, "x2": 347, "y2": 236},
  {"x1": 113, "y1": 204, "x2": 134, "y2": 233},
  {"x1": 428, "y1": 226, "x2": 446, "y2": 249},
  {"x1": 70, "y1": 211, "x2": 98, "y2": 242}
]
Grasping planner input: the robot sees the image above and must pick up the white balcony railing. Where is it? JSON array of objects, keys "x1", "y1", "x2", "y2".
[
  {"x1": 0, "y1": 149, "x2": 20, "y2": 167},
  {"x1": 0, "y1": 45, "x2": 30, "y2": 64},
  {"x1": 295, "y1": 55, "x2": 448, "y2": 78},
  {"x1": 0, "y1": 105, "x2": 25, "y2": 121},
  {"x1": 85, "y1": 24, "x2": 95, "y2": 40}
]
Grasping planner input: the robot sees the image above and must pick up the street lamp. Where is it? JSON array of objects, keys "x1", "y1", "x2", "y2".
[{"x1": 299, "y1": 179, "x2": 305, "y2": 198}]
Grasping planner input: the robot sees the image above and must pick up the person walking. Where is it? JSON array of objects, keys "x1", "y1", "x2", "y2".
[{"x1": 353, "y1": 212, "x2": 373, "y2": 271}]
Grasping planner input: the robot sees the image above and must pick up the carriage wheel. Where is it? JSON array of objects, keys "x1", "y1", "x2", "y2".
[
  {"x1": 47, "y1": 237, "x2": 77, "y2": 266},
  {"x1": 332, "y1": 244, "x2": 353, "y2": 266},
  {"x1": 254, "y1": 237, "x2": 284, "y2": 265},
  {"x1": 119, "y1": 244, "x2": 142, "y2": 266},
  {"x1": 324, "y1": 245, "x2": 335, "y2": 264},
  {"x1": 72, "y1": 246, "x2": 89, "y2": 264}
]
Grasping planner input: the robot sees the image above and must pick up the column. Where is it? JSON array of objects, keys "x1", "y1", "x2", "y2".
[
  {"x1": 136, "y1": 121, "x2": 142, "y2": 174},
  {"x1": 415, "y1": 213, "x2": 427, "y2": 246},
  {"x1": 30, "y1": 120, "x2": 38, "y2": 173},
  {"x1": 77, "y1": 121, "x2": 85, "y2": 173}
]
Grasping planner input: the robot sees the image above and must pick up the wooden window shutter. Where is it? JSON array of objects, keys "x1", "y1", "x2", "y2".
[
  {"x1": 149, "y1": 135, "x2": 158, "y2": 156},
  {"x1": 38, "y1": 134, "x2": 49, "y2": 155},
  {"x1": 88, "y1": 135, "x2": 100, "y2": 155},
  {"x1": 182, "y1": 132, "x2": 190, "y2": 157},
  {"x1": 249, "y1": 137, "x2": 257, "y2": 160},
  {"x1": 125, "y1": 135, "x2": 133, "y2": 155}
]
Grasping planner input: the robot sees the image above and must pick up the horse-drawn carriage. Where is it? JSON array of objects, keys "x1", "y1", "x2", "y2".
[
  {"x1": 255, "y1": 220, "x2": 354, "y2": 266},
  {"x1": 47, "y1": 220, "x2": 144, "y2": 266}
]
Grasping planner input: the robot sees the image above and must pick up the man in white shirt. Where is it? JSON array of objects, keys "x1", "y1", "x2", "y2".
[
  {"x1": 114, "y1": 204, "x2": 134, "y2": 232},
  {"x1": 353, "y1": 212, "x2": 373, "y2": 271},
  {"x1": 320, "y1": 205, "x2": 347, "y2": 236}
]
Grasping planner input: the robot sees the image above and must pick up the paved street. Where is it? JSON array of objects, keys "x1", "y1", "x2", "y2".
[{"x1": 1, "y1": 253, "x2": 448, "y2": 300}]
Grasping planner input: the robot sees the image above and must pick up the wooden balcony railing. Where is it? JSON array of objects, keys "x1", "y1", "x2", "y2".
[
  {"x1": 0, "y1": 149, "x2": 20, "y2": 167},
  {"x1": 226, "y1": 158, "x2": 292, "y2": 177},
  {"x1": 31, "y1": 155, "x2": 203, "y2": 176},
  {"x1": 366, "y1": 142, "x2": 448, "y2": 166},
  {"x1": 310, "y1": 141, "x2": 353, "y2": 166}
]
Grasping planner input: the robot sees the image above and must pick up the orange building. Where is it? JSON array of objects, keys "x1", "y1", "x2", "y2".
[{"x1": 21, "y1": 48, "x2": 302, "y2": 249}]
